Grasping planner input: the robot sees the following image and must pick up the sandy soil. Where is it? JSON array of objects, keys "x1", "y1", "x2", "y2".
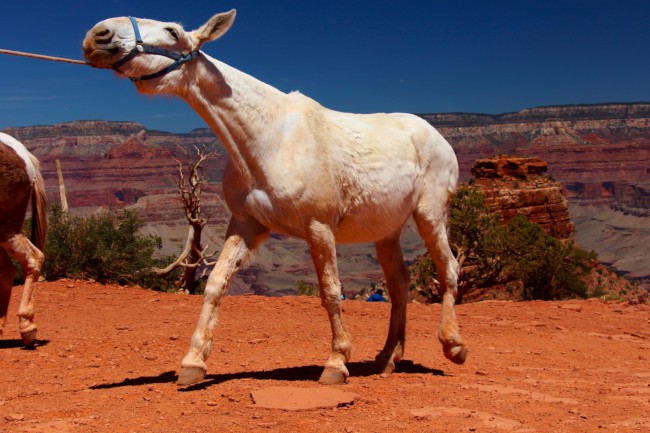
[{"x1": 1, "y1": 280, "x2": 649, "y2": 433}]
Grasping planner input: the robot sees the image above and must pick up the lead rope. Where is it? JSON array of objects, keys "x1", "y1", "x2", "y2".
[{"x1": 0, "y1": 48, "x2": 90, "y2": 66}]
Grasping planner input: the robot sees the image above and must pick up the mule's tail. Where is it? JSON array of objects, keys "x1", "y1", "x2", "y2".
[
  {"x1": 448, "y1": 154, "x2": 459, "y2": 195},
  {"x1": 29, "y1": 154, "x2": 47, "y2": 252}
]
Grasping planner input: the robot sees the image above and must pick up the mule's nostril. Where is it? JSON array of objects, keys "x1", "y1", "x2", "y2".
[{"x1": 94, "y1": 26, "x2": 114, "y2": 44}]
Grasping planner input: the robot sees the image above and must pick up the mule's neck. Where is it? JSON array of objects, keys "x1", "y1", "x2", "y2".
[{"x1": 173, "y1": 53, "x2": 289, "y2": 181}]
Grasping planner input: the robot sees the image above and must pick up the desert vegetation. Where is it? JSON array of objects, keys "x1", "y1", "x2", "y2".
[
  {"x1": 39, "y1": 205, "x2": 175, "y2": 290},
  {"x1": 409, "y1": 184, "x2": 635, "y2": 303}
]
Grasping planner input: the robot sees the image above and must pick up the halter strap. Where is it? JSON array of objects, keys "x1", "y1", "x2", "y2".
[
  {"x1": 111, "y1": 16, "x2": 201, "y2": 82},
  {"x1": 129, "y1": 16, "x2": 143, "y2": 43}
]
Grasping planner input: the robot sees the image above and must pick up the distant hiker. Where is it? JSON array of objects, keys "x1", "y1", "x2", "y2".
[{"x1": 366, "y1": 289, "x2": 387, "y2": 302}]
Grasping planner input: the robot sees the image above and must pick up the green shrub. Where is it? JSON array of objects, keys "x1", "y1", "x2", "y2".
[
  {"x1": 500, "y1": 216, "x2": 595, "y2": 300},
  {"x1": 412, "y1": 185, "x2": 596, "y2": 302},
  {"x1": 447, "y1": 186, "x2": 507, "y2": 300},
  {"x1": 296, "y1": 280, "x2": 319, "y2": 296},
  {"x1": 43, "y1": 205, "x2": 163, "y2": 286}
]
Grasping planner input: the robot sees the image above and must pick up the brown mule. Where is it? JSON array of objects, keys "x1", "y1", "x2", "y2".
[{"x1": 0, "y1": 132, "x2": 47, "y2": 346}]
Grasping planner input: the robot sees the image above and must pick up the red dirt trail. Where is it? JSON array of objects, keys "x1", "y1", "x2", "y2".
[{"x1": 1, "y1": 280, "x2": 649, "y2": 432}]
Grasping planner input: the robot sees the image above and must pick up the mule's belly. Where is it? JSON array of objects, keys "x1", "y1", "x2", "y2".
[
  {"x1": 237, "y1": 184, "x2": 415, "y2": 243},
  {"x1": 333, "y1": 212, "x2": 411, "y2": 243},
  {"x1": 332, "y1": 161, "x2": 419, "y2": 243}
]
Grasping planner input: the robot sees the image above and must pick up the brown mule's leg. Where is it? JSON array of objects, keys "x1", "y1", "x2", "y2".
[
  {"x1": 0, "y1": 249, "x2": 15, "y2": 335},
  {"x1": 2, "y1": 234, "x2": 44, "y2": 346}
]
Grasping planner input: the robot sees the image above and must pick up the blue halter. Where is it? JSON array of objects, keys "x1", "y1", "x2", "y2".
[{"x1": 111, "y1": 16, "x2": 201, "y2": 82}]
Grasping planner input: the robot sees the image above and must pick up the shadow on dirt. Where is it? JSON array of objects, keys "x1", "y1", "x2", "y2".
[
  {"x1": 0, "y1": 339, "x2": 50, "y2": 350},
  {"x1": 89, "y1": 360, "x2": 445, "y2": 392},
  {"x1": 89, "y1": 371, "x2": 178, "y2": 390}
]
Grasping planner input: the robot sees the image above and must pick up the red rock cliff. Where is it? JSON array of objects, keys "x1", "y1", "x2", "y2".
[
  {"x1": 422, "y1": 103, "x2": 650, "y2": 214},
  {"x1": 471, "y1": 156, "x2": 575, "y2": 240}
]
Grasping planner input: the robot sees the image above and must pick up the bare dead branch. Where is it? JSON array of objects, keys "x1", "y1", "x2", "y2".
[
  {"x1": 155, "y1": 145, "x2": 219, "y2": 293},
  {"x1": 152, "y1": 227, "x2": 195, "y2": 275}
]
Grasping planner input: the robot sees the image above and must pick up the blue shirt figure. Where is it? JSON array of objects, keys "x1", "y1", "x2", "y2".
[{"x1": 366, "y1": 289, "x2": 387, "y2": 302}]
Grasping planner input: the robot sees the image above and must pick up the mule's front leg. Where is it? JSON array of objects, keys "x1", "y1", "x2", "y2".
[
  {"x1": 178, "y1": 218, "x2": 268, "y2": 386},
  {"x1": 307, "y1": 221, "x2": 352, "y2": 385}
]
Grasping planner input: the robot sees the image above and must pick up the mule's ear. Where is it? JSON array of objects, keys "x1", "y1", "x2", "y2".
[{"x1": 192, "y1": 9, "x2": 236, "y2": 48}]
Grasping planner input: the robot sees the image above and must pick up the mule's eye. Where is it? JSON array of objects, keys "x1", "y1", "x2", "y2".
[{"x1": 165, "y1": 27, "x2": 179, "y2": 41}]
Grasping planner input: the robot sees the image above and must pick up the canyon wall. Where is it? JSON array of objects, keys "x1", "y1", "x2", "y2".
[
  {"x1": 470, "y1": 156, "x2": 575, "y2": 241},
  {"x1": 425, "y1": 103, "x2": 650, "y2": 213},
  {"x1": 426, "y1": 103, "x2": 650, "y2": 286},
  {"x1": 3, "y1": 102, "x2": 649, "y2": 292},
  {"x1": 3, "y1": 121, "x2": 233, "y2": 279}
]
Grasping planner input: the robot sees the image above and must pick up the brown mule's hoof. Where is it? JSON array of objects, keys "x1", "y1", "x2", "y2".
[
  {"x1": 444, "y1": 344, "x2": 468, "y2": 365},
  {"x1": 20, "y1": 328, "x2": 38, "y2": 347},
  {"x1": 177, "y1": 366, "x2": 206, "y2": 386},
  {"x1": 318, "y1": 367, "x2": 347, "y2": 385}
]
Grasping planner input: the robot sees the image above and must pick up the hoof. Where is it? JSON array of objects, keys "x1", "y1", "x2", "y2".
[
  {"x1": 20, "y1": 328, "x2": 38, "y2": 347},
  {"x1": 318, "y1": 367, "x2": 347, "y2": 385},
  {"x1": 379, "y1": 361, "x2": 395, "y2": 375},
  {"x1": 375, "y1": 353, "x2": 396, "y2": 375},
  {"x1": 177, "y1": 366, "x2": 206, "y2": 386},
  {"x1": 444, "y1": 344, "x2": 468, "y2": 365}
]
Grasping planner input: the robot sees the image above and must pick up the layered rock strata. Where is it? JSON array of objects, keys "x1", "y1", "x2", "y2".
[
  {"x1": 424, "y1": 103, "x2": 650, "y2": 216},
  {"x1": 471, "y1": 156, "x2": 574, "y2": 240}
]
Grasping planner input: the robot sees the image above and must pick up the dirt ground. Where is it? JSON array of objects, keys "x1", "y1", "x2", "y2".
[{"x1": 1, "y1": 280, "x2": 649, "y2": 433}]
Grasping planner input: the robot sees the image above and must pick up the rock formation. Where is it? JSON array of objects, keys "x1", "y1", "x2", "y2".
[{"x1": 470, "y1": 156, "x2": 574, "y2": 240}]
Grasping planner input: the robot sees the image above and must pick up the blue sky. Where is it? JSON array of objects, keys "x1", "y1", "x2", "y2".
[{"x1": 1, "y1": 0, "x2": 648, "y2": 133}]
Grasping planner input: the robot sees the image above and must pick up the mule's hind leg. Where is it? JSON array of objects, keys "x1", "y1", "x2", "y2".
[
  {"x1": 413, "y1": 208, "x2": 467, "y2": 365},
  {"x1": 307, "y1": 221, "x2": 352, "y2": 385},
  {"x1": 374, "y1": 232, "x2": 409, "y2": 374},
  {"x1": 2, "y1": 234, "x2": 44, "y2": 346},
  {"x1": 0, "y1": 249, "x2": 16, "y2": 335},
  {"x1": 178, "y1": 217, "x2": 268, "y2": 386}
]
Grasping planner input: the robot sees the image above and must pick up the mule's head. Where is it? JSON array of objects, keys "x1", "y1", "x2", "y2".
[{"x1": 82, "y1": 10, "x2": 236, "y2": 88}]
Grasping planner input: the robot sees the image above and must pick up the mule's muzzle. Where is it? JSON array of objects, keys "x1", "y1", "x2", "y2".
[
  {"x1": 83, "y1": 16, "x2": 201, "y2": 81},
  {"x1": 91, "y1": 26, "x2": 115, "y2": 45},
  {"x1": 82, "y1": 28, "x2": 122, "y2": 68}
]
